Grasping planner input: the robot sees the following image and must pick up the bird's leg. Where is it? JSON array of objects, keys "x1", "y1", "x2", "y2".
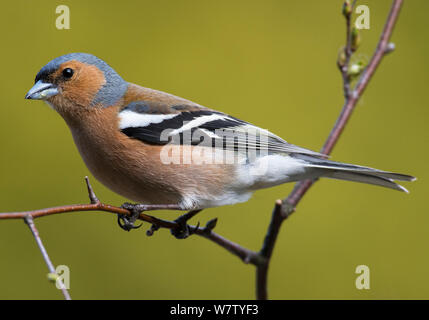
[
  {"x1": 118, "y1": 202, "x2": 182, "y2": 232},
  {"x1": 118, "y1": 203, "x2": 143, "y2": 231},
  {"x1": 171, "y1": 210, "x2": 202, "y2": 239}
]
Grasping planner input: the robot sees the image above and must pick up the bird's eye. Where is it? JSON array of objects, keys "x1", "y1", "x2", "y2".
[{"x1": 62, "y1": 68, "x2": 74, "y2": 79}]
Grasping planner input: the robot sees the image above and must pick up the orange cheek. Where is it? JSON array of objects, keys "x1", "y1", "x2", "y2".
[{"x1": 60, "y1": 63, "x2": 107, "y2": 107}]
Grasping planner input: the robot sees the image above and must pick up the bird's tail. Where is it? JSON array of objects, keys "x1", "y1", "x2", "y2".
[{"x1": 292, "y1": 154, "x2": 416, "y2": 193}]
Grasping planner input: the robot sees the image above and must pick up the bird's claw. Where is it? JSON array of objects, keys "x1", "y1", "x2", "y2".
[
  {"x1": 171, "y1": 220, "x2": 199, "y2": 239},
  {"x1": 170, "y1": 209, "x2": 202, "y2": 239},
  {"x1": 117, "y1": 214, "x2": 143, "y2": 231},
  {"x1": 121, "y1": 202, "x2": 145, "y2": 211},
  {"x1": 118, "y1": 203, "x2": 144, "y2": 232}
]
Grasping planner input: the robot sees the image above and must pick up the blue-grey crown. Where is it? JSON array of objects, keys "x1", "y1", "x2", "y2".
[{"x1": 36, "y1": 53, "x2": 128, "y2": 107}]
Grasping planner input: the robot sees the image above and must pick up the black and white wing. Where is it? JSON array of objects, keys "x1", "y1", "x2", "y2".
[{"x1": 119, "y1": 101, "x2": 324, "y2": 157}]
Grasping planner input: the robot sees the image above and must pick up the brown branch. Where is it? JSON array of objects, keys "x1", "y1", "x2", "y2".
[
  {"x1": 255, "y1": 0, "x2": 404, "y2": 300},
  {"x1": 0, "y1": 177, "x2": 260, "y2": 270},
  {"x1": 24, "y1": 215, "x2": 72, "y2": 300}
]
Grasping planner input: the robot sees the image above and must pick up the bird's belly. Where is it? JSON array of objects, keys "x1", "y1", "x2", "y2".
[
  {"x1": 81, "y1": 152, "x2": 182, "y2": 206},
  {"x1": 70, "y1": 130, "x2": 183, "y2": 206}
]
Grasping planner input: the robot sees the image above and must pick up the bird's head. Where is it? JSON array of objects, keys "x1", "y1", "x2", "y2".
[{"x1": 25, "y1": 53, "x2": 128, "y2": 115}]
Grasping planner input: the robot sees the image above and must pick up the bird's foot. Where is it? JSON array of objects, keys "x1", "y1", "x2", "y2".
[
  {"x1": 171, "y1": 210, "x2": 202, "y2": 239},
  {"x1": 117, "y1": 202, "x2": 144, "y2": 231}
]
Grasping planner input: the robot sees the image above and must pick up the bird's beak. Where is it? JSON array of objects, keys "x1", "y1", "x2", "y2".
[{"x1": 25, "y1": 80, "x2": 59, "y2": 100}]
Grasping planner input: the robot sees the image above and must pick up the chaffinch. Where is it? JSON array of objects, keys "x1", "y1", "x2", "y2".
[{"x1": 25, "y1": 53, "x2": 415, "y2": 215}]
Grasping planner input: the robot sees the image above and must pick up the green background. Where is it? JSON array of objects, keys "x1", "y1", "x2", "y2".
[{"x1": 0, "y1": 0, "x2": 427, "y2": 299}]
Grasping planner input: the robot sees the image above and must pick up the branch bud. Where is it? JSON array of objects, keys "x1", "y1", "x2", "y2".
[
  {"x1": 342, "y1": 0, "x2": 352, "y2": 18},
  {"x1": 385, "y1": 42, "x2": 396, "y2": 55},
  {"x1": 348, "y1": 61, "x2": 365, "y2": 78},
  {"x1": 337, "y1": 47, "x2": 347, "y2": 68},
  {"x1": 351, "y1": 27, "x2": 360, "y2": 52},
  {"x1": 205, "y1": 218, "x2": 218, "y2": 232},
  {"x1": 47, "y1": 272, "x2": 59, "y2": 283}
]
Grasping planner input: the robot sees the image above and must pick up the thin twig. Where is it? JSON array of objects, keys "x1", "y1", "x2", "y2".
[
  {"x1": 196, "y1": 228, "x2": 261, "y2": 265},
  {"x1": 85, "y1": 176, "x2": 99, "y2": 204},
  {"x1": 24, "y1": 215, "x2": 71, "y2": 300},
  {"x1": 255, "y1": 0, "x2": 404, "y2": 300},
  {"x1": 339, "y1": 0, "x2": 357, "y2": 99},
  {"x1": 0, "y1": 177, "x2": 258, "y2": 266}
]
